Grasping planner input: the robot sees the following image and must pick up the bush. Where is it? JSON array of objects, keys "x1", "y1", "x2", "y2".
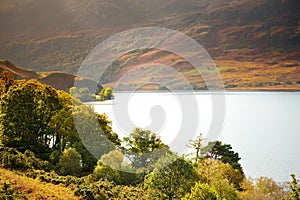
[
  {"x1": 59, "y1": 148, "x2": 82, "y2": 176},
  {"x1": 98, "y1": 87, "x2": 114, "y2": 101},
  {"x1": 225, "y1": 84, "x2": 238, "y2": 89},
  {"x1": 255, "y1": 82, "x2": 264, "y2": 87},
  {"x1": 273, "y1": 81, "x2": 281, "y2": 86},
  {"x1": 0, "y1": 181, "x2": 27, "y2": 200},
  {"x1": 0, "y1": 147, "x2": 49, "y2": 170},
  {"x1": 285, "y1": 80, "x2": 293, "y2": 85}
]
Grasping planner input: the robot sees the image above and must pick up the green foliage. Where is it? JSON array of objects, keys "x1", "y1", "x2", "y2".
[
  {"x1": 94, "y1": 150, "x2": 140, "y2": 185},
  {"x1": 187, "y1": 133, "x2": 205, "y2": 162},
  {"x1": 0, "y1": 78, "x2": 121, "y2": 174},
  {"x1": 0, "y1": 74, "x2": 293, "y2": 200},
  {"x1": 196, "y1": 159, "x2": 245, "y2": 189},
  {"x1": 287, "y1": 174, "x2": 300, "y2": 200},
  {"x1": 0, "y1": 147, "x2": 48, "y2": 171},
  {"x1": 117, "y1": 185, "x2": 153, "y2": 199},
  {"x1": 25, "y1": 168, "x2": 148, "y2": 200},
  {"x1": 0, "y1": 70, "x2": 15, "y2": 93},
  {"x1": 53, "y1": 90, "x2": 120, "y2": 173},
  {"x1": 95, "y1": 83, "x2": 103, "y2": 95},
  {"x1": 183, "y1": 182, "x2": 217, "y2": 200},
  {"x1": 59, "y1": 148, "x2": 82, "y2": 176},
  {"x1": 0, "y1": 80, "x2": 62, "y2": 159},
  {"x1": 123, "y1": 128, "x2": 168, "y2": 173},
  {"x1": 144, "y1": 154, "x2": 198, "y2": 200},
  {"x1": 255, "y1": 82, "x2": 264, "y2": 87},
  {"x1": 158, "y1": 85, "x2": 168, "y2": 90},
  {"x1": 70, "y1": 87, "x2": 95, "y2": 102},
  {"x1": 96, "y1": 114, "x2": 121, "y2": 146},
  {"x1": 196, "y1": 159, "x2": 242, "y2": 199},
  {"x1": 191, "y1": 159, "x2": 244, "y2": 200},
  {"x1": 0, "y1": 80, "x2": 5, "y2": 97},
  {"x1": 225, "y1": 84, "x2": 238, "y2": 89},
  {"x1": 72, "y1": 105, "x2": 121, "y2": 173},
  {"x1": 0, "y1": 181, "x2": 27, "y2": 200},
  {"x1": 74, "y1": 179, "x2": 121, "y2": 200},
  {"x1": 98, "y1": 87, "x2": 114, "y2": 101},
  {"x1": 202, "y1": 141, "x2": 244, "y2": 175},
  {"x1": 240, "y1": 176, "x2": 288, "y2": 200},
  {"x1": 213, "y1": 178, "x2": 241, "y2": 200}
]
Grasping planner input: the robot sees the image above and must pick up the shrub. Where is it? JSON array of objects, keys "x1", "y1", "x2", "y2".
[
  {"x1": 273, "y1": 81, "x2": 281, "y2": 86},
  {"x1": 255, "y1": 82, "x2": 264, "y2": 87},
  {"x1": 0, "y1": 147, "x2": 49, "y2": 170},
  {"x1": 0, "y1": 181, "x2": 27, "y2": 200},
  {"x1": 59, "y1": 148, "x2": 82, "y2": 176},
  {"x1": 285, "y1": 80, "x2": 293, "y2": 85},
  {"x1": 225, "y1": 84, "x2": 238, "y2": 89}
]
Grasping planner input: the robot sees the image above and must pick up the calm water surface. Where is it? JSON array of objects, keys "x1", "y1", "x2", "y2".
[{"x1": 88, "y1": 91, "x2": 300, "y2": 182}]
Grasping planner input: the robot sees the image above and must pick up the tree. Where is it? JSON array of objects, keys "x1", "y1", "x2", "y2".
[
  {"x1": 70, "y1": 87, "x2": 95, "y2": 102},
  {"x1": 0, "y1": 80, "x2": 62, "y2": 159},
  {"x1": 240, "y1": 177, "x2": 288, "y2": 200},
  {"x1": 187, "y1": 133, "x2": 205, "y2": 162},
  {"x1": 287, "y1": 174, "x2": 300, "y2": 200},
  {"x1": 183, "y1": 183, "x2": 217, "y2": 200},
  {"x1": 123, "y1": 128, "x2": 168, "y2": 173},
  {"x1": 144, "y1": 153, "x2": 198, "y2": 200},
  {"x1": 0, "y1": 70, "x2": 15, "y2": 93},
  {"x1": 202, "y1": 141, "x2": 244, "y2": 174},
  {"x1": 0, "y1": 79, "x2": 120, "y2": 173},
  {"x1": 196, "y1": 159, "x2": 243, "y2": 197},
  {"x1": 71, "y1": 105, "x2": 121, "y2": 172},
  {"x1": 98, "y1": 87, "x2": 114, "y2": 101},
  {"x1": 51, "y1": 89, "x2": 121, "y2": 172},
  {"x1": 95, "y1": 82, "x2": 103, "y2": 95},
  {"x1": 94, "y1": 150, "x2": 139, "y2": 185},
  {"x1": 59, "y1": 148, "x2": 82, "y2": 176}
]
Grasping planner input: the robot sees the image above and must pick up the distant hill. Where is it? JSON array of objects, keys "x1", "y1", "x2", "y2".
[
  {"x1": 0, "y1": 0, "x2": 299, "y2": 90},
  {"x1": 0, "y1": 60, "x2": 97, "y2": 92}
]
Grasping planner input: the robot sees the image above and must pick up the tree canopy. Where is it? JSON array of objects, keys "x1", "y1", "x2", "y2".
[
  {"x1": 202, "y1": 141, "x2": 244, "y2": 175},
  {"x1": 123, "y1": 128, "x2": 169, "y2": 173},
  {"x1": 0, "y1": 79, "x2": 120, "y2": 173},
  {"x1": 145, "y1": 154, "x2": 198, "y2": 200},
  {"x1": 0, "y1": 80, "x2": 62, "y2": 159}
]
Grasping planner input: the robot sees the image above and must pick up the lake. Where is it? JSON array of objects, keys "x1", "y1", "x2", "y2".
[{"x1": 87, "y1": 91, "x2": 300, "y2": 182}]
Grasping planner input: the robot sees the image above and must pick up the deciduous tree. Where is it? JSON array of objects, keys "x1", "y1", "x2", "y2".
[
  {"x1": 59, "y1": 148, "x2": 82, "y2": 176},
  {"x1": 183, "y1": 182, "x2": 218, "y2": 200},
  {"x1": 123, "y1": 128, "x2": 168, "y2": 172},
  {"x1": 0, "y1": 80, "x2": 61, "y2": 159},
  {"x1": 144, "y1": 153, "x2": 198, "y2": 200}
]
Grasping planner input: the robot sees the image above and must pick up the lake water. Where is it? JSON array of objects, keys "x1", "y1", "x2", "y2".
[{"x1": 88, "y1": 91, "x2": 300, "y2": 182}]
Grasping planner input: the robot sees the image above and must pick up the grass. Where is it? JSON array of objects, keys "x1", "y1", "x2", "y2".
[
  {"x1": 101, "y1": 47, "x2": 300, "y2": 91},
  {"x1": 0, "y1": 168, "x2": 79, "y2": 200}
]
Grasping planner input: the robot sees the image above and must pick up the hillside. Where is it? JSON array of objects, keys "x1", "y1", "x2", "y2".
[
  {"x1": 0, "y1": 168, "x2": 79, "y2": 200},
  {"x1": 0, "y1": 0, "x2": 299, "y2": 90},
  {"x1": 0, "y1": 60, "x2": 97, "y2": 92}
]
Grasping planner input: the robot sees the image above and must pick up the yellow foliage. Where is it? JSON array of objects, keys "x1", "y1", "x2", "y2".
[{"x1": 0, "y1": 168, "x2": 79, "y2": 200}]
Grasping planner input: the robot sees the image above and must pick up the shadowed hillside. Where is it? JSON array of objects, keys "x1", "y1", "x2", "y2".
[
  {"x1": 0, "y1": 60, "x2": 97, "y2": 92},
  {"x1": 0, "y1": 0, "x2": 299, "y2": 90}
]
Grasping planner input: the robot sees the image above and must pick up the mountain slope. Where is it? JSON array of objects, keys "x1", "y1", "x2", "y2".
[
  {"x1": 0, "y1": 60, "x2": 97, "y2": 92},
  {"x1": 0, "y1": 0, "x2": 299, "y2": 90}
]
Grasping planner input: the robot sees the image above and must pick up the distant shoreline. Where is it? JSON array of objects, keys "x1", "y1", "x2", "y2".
[{"x1": 113, "y1": 89, "x2": 300, "y2": 93}]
